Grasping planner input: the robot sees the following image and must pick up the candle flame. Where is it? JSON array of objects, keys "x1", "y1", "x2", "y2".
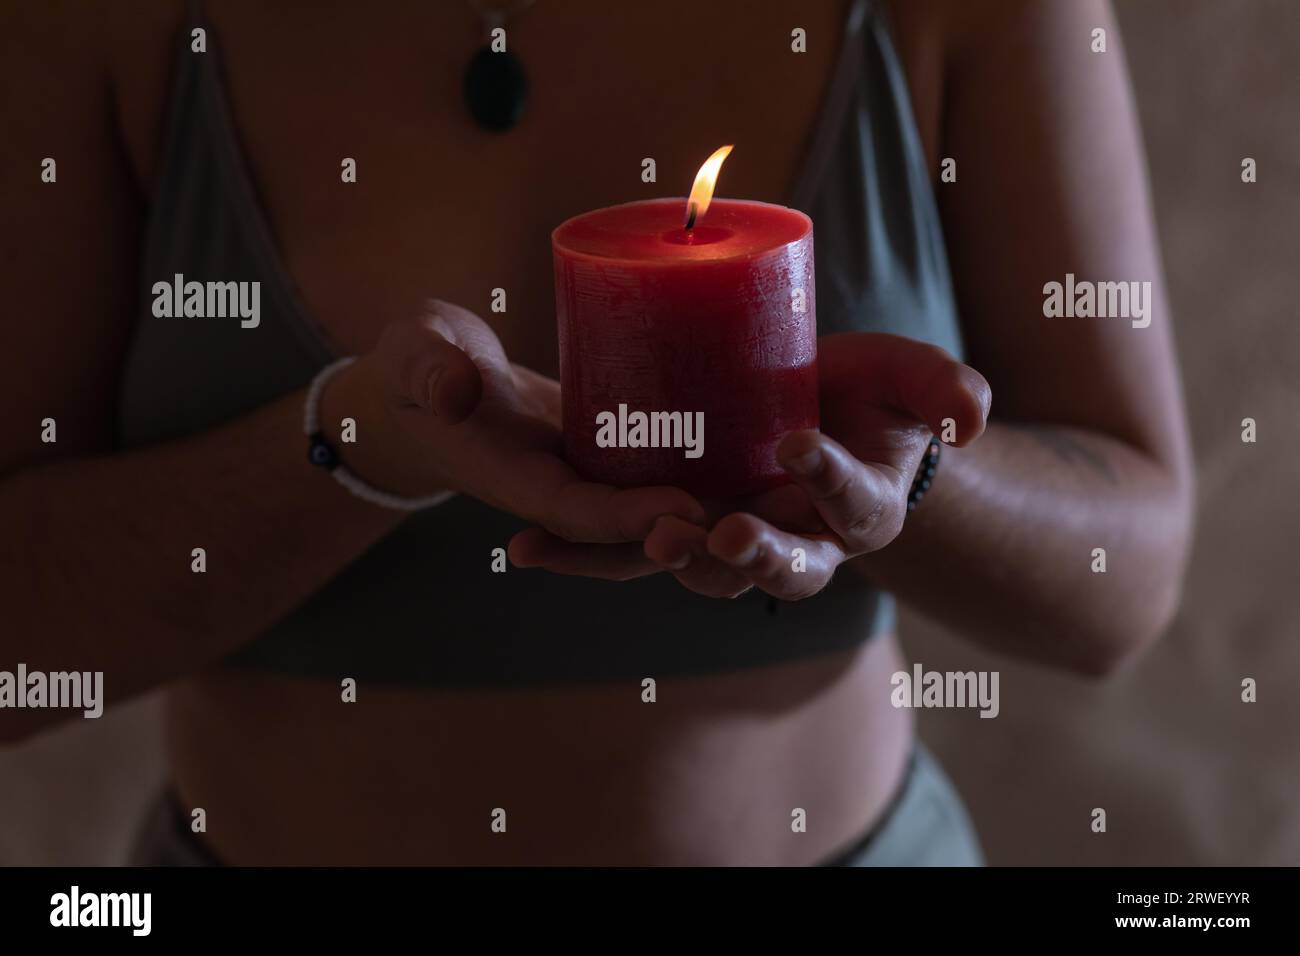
[{"x1": 685, "y1": 145, "x2": 733, "y2": 229}]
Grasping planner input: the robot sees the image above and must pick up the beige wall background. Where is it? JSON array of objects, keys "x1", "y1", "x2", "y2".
[{"x1": 2, "y1": 0, "x2": 1297, "y2": 865}]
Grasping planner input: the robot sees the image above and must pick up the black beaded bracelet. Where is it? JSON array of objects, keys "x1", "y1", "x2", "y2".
[
  {"x1": 307, "y1": 431, "x2": 340, "y2": 470},
  {"x1": 906, "y1": 438, "x2": 942, "y2": 512}
]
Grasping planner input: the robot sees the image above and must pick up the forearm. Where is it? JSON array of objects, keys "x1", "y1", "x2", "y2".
[
  {"x1": 1, "y1": 386, "x2": 404, "y2": 739},
  {"x1": 852, "y1": 420, "x2": 1193, "y2": 675}
]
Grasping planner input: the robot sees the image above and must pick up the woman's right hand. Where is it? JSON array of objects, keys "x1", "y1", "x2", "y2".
[{"x1": 320, "y1": 299, "x2": 706, "y2": 544}]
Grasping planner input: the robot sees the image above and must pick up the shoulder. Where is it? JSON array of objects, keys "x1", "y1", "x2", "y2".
[
  {"x1": 0, "y1": 1, "x2": 184, "y2": 76},
  {"x1": 0, "y1": 1, "x2": 112, "y2": 87},
  {"x1": 0, "y1": 1, "x2": 189, "y2": 199},
  {"x1": 891, "y1": 0, "x2": 1118, "y2": 63}
]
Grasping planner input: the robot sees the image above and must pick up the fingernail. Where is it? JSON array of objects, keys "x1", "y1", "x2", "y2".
[
  {"x1": 666, "y1": 552, "x2": 691, "y2": 571},
  {"x1": 785, "y1": 447, "x2": 822, "y2": 477},
  {"x1": 730, "y1": 543, "x2": 760, "y2": 568}
]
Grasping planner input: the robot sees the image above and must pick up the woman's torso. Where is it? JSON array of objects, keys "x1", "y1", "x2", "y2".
[{"x1": 105, "y1": 0, "x2": 951, "y2": 864}]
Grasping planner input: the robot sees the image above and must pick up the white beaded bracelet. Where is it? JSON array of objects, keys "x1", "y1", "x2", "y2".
[{"x1": 304, "y1": 356, "x2": 456, "y2": 512}]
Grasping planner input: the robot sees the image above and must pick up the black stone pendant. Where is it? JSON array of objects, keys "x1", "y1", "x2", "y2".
[{"x1": 462, "y1": 46, "x2": 529, "y2": 132}]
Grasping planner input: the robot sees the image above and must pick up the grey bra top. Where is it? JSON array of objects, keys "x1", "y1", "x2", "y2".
[{"x1": 117, "y1": 0, "x2": 963, "y2": 688}]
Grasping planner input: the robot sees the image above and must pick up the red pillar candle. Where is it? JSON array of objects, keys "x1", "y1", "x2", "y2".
[{"x1": 552, "y1": 155, "x2": 818, "y2": 499}]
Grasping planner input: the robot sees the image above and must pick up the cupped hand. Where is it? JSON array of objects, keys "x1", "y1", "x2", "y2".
[
  {"x1": 509, "y1": 332, "x2": 991, "y2": 593},
  {"x1": 324, "y1": 299, "x2": 705, "y2": 543}
]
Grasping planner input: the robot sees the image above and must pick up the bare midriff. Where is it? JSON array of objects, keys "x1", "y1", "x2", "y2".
[{"x1": 167, "y1": 636, "x2": 912, "y2": 865}]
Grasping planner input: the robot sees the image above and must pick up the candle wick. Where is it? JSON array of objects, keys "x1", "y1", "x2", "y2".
[{"x1": 684, "y1": 201, "x2": 698, "y2": 231}]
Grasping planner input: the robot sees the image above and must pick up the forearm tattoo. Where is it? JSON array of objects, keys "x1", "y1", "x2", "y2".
[{"x1": 1006, "y1": 423, "x2": 1120, "y2": 485}]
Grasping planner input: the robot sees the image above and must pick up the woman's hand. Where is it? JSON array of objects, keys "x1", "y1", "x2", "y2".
[
  {"x1": 510, "y1": 332, "x2": 991, "y2": 594},
  {"x1": 321, "y1": 299, "x2": 706, "y2": 542},
  {"x1": 644, "y1": 333, "x2": 991, "y2": 597}
]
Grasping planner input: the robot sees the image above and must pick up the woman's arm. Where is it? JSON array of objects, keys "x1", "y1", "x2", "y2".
[
  {"x1": 0, "y1": 15, "x2": 406, "y2": 734},
  {"x1": 0, "y1": 9, "x2": 702, "y2": 743},
  {"x1": 0, "y1": 10, "x2": 400, "y2": 741},
  {"x1": 852, "y1": 0, "x2": 1194, "y2": 675}
]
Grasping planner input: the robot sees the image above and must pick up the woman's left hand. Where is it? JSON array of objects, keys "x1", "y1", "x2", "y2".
[{"x1": 508, "y1": 332, "x2": 991, "y2": 599}]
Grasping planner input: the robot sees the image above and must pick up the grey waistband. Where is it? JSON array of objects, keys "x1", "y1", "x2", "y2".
[
  {"x1": 125, "y1": 743, "x2": 981, "y2": 867},
  {"x1": 829, "y1": 743, "x2": 985, "y2": 867}
]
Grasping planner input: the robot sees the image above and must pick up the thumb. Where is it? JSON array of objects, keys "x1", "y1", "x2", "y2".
[
  {"x1": 377, "y1": 313, "x2": 484, "y2": 424},
  {"x1": 820, "y1": 332, "x2": 991, "y2": 446}
]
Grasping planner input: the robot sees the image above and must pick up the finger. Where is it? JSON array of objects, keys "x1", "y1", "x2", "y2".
[
  {"x1": 818, "y1": 332, "x2": 991, "y2": 446},
  {"x1": 776, "y1": 431, "x2": 904, "y2": 553},
  {"x1": 706, "y1": 513, "x2": 840, "y2": 600},
  {"x1": 423, "y1": 298, "x2": 512, "y2": 372},
  {"x1": 693, "y1": 489, "x2": 820, "y2": 531},
  {"x1": 377, "y1": 312, "x2": 484, "y2": 424},
  {"x1": 643, "y1": 514, "x2": 705, "y2": 570},
  {"x1": 739, "y1": 482, "x2": 825, "y2": 534},
  {"x1": 644, "y1": 516, "x2": 754, "y2": 599},
  {"x1": 507, "y1": 528, "x2": 660, "y2": 582},
  {"x1": 509, "y1": 362, "x2": 562, "y2": 425},
  {"x1": 535, "y1": 480, "x2": 708, "y2": 544}
]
